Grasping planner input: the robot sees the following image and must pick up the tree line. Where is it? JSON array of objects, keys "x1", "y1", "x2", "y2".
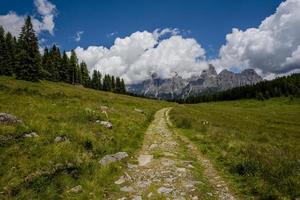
[
  {"x1": 0, "y1": 16, "x2": 126, "y2": 93},
  {"x1": 175, "y1": 73, "x2": 300, "y2": 104}
]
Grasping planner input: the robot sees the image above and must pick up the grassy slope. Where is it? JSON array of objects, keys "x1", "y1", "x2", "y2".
[
  {"x1": 0, "y1": 76, "x2": 171, "y2": 199},
  {"x1": 170, "y1": 98, "x2": 300, "y2": 199}
]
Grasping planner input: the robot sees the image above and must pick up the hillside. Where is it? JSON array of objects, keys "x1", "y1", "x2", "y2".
[
  {"x1": 169, "y1": 98, "x2": 300, "y2": 199},
  {"x1": 0, "y1": 76, "x2": 171, "y2": 199}
]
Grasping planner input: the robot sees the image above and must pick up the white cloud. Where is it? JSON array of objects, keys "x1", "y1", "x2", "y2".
[
  {"x1": 74, "y1": 31, "x2": 84, "y2": 42},
  {"x1": 0, "y1": 0, "x2": 56, "y2": 37},
  {"x1": 74, "y1": 29, "x2": 208, "y2": 84},
  {"x1": 213, "y1": 0, "x2": 300, "y2": 76}
]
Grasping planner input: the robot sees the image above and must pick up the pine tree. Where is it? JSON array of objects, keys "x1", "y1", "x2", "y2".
[
  {"x1": 111, "y1": 75, "x2": 115, "y2": 91},
  {"x1": 16, "y1": 16, "x2": 41, "y2": 81},
  {"x1": 91, "y1": 70, "x2": 98, "y2": 89},
  {"x1": 120, "y1": 78, "x2": 126, "y2": 93},
  {"x1": 42, "y1": 47, "x2": 51, "y2": 79},
  {"x1": 47, "y1": 44, "x2": 61, "y2": 81},
  {"x1": 80, "y1": 62, "x2": 90, "y2": 87},
  {"x1": 69, "y1": 50, "x2": 78, "y2": 84},
  {"x1": 61, "y1": 51, "x2": 70, "y2": 83},
  {"x1": 97, "y1": 71, "x2": 102, "y2": 90},
  {"x1": 115, "y1": 77, "x2": 121, "y2": 92},
  {"x1": 4, "y1": 32, "x2": 15, "y2": 76},
  {"x1": 0, "y1": 26, "x2": 8, "y2": 75}
]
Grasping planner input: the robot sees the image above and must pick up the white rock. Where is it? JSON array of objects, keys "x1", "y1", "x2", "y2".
[
  {"x1": 115, "y1": 176, "x2": 126, "y2": 185},
  {"x1": 138, "y1": 155, "x2": 153, "y2": 166},
  {"x1": 99, "y1": 152, "x2": 128, "y2": 166},
  {"x1": 157, "y1": 187, "x2": 173, "y2": 194},
  {"x1": 99, "y1": 121, "x2": 113, "y2": 129},
  {"x1": 132, "y1": 196, "x2": 142, "y2": 200},
  {"x1": 134, "y1": 108, "x2": 143, "y2": 113},
  {"x1": 69, "y1": 185, "x2": 82, "y2": 193},
  {"x1": 23, "y1": 132, "x2": 39, "y2": 138},
  {"x1": 120, "y1": 186, "x2": 134, "y2": 192}
]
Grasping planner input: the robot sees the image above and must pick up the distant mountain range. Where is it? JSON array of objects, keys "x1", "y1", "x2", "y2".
[{"x1": 127, "y1": 65, "x2": 263, "y2": 99}]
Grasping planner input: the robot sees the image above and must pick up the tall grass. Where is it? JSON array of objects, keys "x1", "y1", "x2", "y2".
[
  {"x1": 0, "y1": 76, "x2": 171, "y2": 199},
  {"x1": 170, "y1": 98, "x2": 300, "y2": 199}
]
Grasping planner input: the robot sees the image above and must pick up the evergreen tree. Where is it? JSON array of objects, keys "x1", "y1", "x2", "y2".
[
  {"x1": 120, "y1": 78, "x2": 126, "y2": 93},
  {"x1": 3, "y1": 32, "x2": 15, "y2": 75},
  {"x1": 42, "y1": 47, "x2": 51, "y2": 79},
  {"x1": 111, "y1": 75, "x2": 115, "y2": 91},
  {"x1": 16, "y1": 16, "x2": 41, "y2": 81},
  {"x1": 0, "y1": 26, "x2": 8, "y2": 75},
  {"x1": 69, "y1": 50, "x2": 78, "y2": 84},
  {"x1": 61, "y1": 51, "x2": 70, "y2": 83},
  {"x1": 115, "y1": 77, "x2": 121, "y2": 92},
  {"x1": 47, "y1": 45, "x2": 61, "y2": 81},
  {"x1": 97, "y1": 71, "x2": 102, "y2": 90},
  {"x1": 80, "y1": 62, "x2": 89, "y2": 86},
  {"x1": 91, "y1": 70, "x2": 98, "y2": 89}
]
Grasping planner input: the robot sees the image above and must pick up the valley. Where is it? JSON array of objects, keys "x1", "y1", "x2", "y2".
[{"x1": 1, "y1": 76, "x2": 299, "y2": 199}]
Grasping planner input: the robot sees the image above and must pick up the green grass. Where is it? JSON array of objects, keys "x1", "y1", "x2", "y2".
[
  {"x1": 170, "y1": 98, "x2": 300, "y2": 199},
  {"x1": 0, "y1": 76, "x2": 171, "y2": 199}
]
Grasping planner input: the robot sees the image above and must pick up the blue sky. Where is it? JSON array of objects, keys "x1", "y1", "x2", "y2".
[
  {"x1": 1, "y1": 0, "x2": 282, "y2": 57},
  {"x1": 1, "y1": 0, "x2": 300, "y2": 83}
]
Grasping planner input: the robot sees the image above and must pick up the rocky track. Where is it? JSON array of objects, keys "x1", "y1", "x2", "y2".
[{"x1": 112, "y1": 108, "x2": 237, "y2": 200}]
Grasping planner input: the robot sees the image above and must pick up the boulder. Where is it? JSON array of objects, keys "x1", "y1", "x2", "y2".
[
  {"x1": 0, "y1": 113, "x2": 22, "y2": 124},
  {"x1": 134, "y1": 108, "x2": 143, "y2": 113},
  {"x1": 98, "y1": 121, "x2": 113, "y2": 129},
  {"x1": 23, "y1": 132, "x2": 39, "y2": 138},
  {"x1": 69, "y1": 185, "x2": 82, "y2": 193},
  {"x1": 120, "y1": 186, "x2": 134, "y2": 192},
  {"x1": 99, "y1": 152, "x2": 128, "y2": 166},
  {"x1": 157, "y1": 186, "x2": 173, "y2": 194},
  {"x1": 54, "y1": 136, "x2": 68, "y2": 143}
]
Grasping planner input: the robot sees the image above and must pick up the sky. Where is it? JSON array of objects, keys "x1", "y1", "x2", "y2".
[{"x1": 1, "y1": 0, "x2": 300, "y2": 83}]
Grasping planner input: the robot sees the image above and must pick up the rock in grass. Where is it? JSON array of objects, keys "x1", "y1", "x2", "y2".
[
  {"x1": 69, "y1": 185, "x2": 82, "y2": 193},
  {"x1": 120, "y1": 186, "x2": 134, "y2": 192},
  {"x1": 23, "y1": 132, "x2": 39, "y2": 138},
  {"x1": 0, "y1": 113, "x2": 22, "y2": 124},
  {"x1": 54, "y1": 136, "x2": 68, "y2": 143},
  {"x1": 99, "y1": 152, "x2": 128, "y2": 166},
  {"x1": 97, "y1": 121, "x2": 112, "y2": 129},
  {"x1": 134, "y1": 108, "x2": 143, "y2": 113}
]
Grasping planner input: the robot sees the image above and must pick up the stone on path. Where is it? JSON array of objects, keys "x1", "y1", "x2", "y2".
[
  {"x1": 157, "y1": 186, "x2": 173, "y2": 194},
  {"x1": 115, "y1": 176, "x2": 126, "y2": 185},
  {"x1": 120, "y1": 186, "x2": 134, "y2": 192},
  {"x1": 138, "y1": 154, "x2": 153, "y2": 166},
  {"x1": 99, "y1": 152, "x2": 128, "y2": 166}
]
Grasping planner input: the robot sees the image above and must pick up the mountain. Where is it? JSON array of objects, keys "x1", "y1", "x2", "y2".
[{"x1": 127, "y1": 65, "x2": 263, "y2": 99}]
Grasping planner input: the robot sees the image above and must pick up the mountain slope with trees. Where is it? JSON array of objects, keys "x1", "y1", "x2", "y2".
[
  {"x1": 178, "y1": 73, "x2": 300, "y2": 104},
  {"x1": 0, "y1": 16, "x2": 126, "y2": 94}
]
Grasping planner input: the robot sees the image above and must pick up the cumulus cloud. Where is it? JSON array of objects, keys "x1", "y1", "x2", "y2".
[
  {"x1": 0, "y1": 0, "x2": 56, "y2": 36},
  {"x1": 213, "y1": 0, "x2": 300, "y2": 77},
  {"x1": 74, "y1": 31, "x2": 84, "y2": 42},
  {"x1": 74, "y1": 29, "x2": 208, "y2": 84}
]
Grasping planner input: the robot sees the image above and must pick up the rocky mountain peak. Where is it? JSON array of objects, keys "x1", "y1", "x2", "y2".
[{"x1": 127, "y1": 65, "x2": 263, "y2": 99}]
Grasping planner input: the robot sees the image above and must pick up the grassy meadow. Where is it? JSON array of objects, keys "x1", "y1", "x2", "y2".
[
  {"x1": 0, "y1": 76, "x2": 171, "y2": 199},
  {"x1": 170, "y1": 98, "x2": 300, "y2": 199}
]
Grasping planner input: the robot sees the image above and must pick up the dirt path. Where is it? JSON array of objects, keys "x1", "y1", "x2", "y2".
[{"x1": 113, "y1": 108, "x2": 237, "y2": 200}]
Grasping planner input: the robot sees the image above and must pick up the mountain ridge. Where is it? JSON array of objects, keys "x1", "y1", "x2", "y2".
[{"x1": 127, "y1": 65, "x2": 263, "y2": 99}]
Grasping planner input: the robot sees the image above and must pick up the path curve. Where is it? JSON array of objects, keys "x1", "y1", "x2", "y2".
[{"x1": 113, "y1": 107, "x2": 237, "y2": 200}]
